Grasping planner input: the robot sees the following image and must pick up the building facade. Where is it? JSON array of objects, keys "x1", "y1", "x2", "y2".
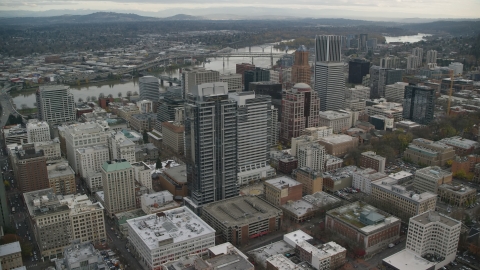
[
  {"x1": 403, "y1": 85, "x2": 435, "y2": 125},
  {"x1": 404, "y1": 138, "x2": 455, "y2": 167},
  {"x1": 139, "y1": 76, "x2": 160, "y2": 103},
  {"x1": 13, "y1": 148, "x2": 49, "y2": 193},
  {"x1": 348, "y1": 59, "x2": 370, "y2": 84},
  {"x1": 0, "y1": 242, "x2": 23, "y2": 270},
  {"x1": 182, "y1": 67, "x2": 220, "y2": 98},
  {"x1": 294, "y1": 167, "x2": 323, "y2": 195},
  {"x1": 47, "y1": 162, "x2": 76, "y2": 195},
  {"x1": 264, "y1": 176, "x2": 303, "y2": 206},
  {"x1": 318, "y1": 110, "x2": 352, "y2": 133},
  {"x1": 437, "y1": 183, "x2": 476, "y2": 207},
  {"x1": 360, "y1": 151, "x2": 386, "y2": 173},
  {"x1": 101, "y1": 160, "x2": 136, "y2": 218},
  {"x1": 413, "y1": 166, "x2": 453, "y2": 194},
  {"x1": 37, "y1": 85, "x2": 76, "y2": 124},
  {"x1": 26, "y1": 119, "x2": 50, "y2": 143},
  {"x1": 76, "y1": 145, "x2": 110, "y2": 178},
  {"x1": 291, "y1": 45, "x2": 311, "y2": 85}
]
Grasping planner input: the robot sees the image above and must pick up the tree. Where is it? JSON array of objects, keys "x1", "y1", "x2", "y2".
[
  {"x1": 99, "y1": 93, "x2": 105, "y2": 99},
  {"x1": 156, "y1": 157, "x2": 163, "y2": 169},
  {"x1": 86, "y1": 96, "x2": 91, "y2": 102},
  {"x1": 78, "y1": 98, "x2": 83, "y2": 103},
  {"x1": 3, "y1": 180, "x2": 10, "y2": 189},
  {"x1": 91, "y1": 96, "x2": 97, "y2": 102},
  {"x1": 118, "y1": 92, "x2": 123, "y2": 98},
  {"x1": 127, "y1": 91, "x2": 132, "y2": 97},
  {"x1": 133, "y1": 91, "x2": 138, "y2": 96},
  {"x1": 21, "y1": 104, "x2": 28, "y2": 110}
]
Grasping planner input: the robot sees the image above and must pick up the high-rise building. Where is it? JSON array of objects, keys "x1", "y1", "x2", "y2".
[
  {"x1": 280, "y1": 83, "x2": 320, "y2": 144},
  {"x1": 235, "y1": 63, "x2": 255, "y2": 84},
  {"x1": 380, "y1": 56, "x2": 399, "y2": 69},
  {"x1": 426, "y1": 50, "x2": 438, "y2": 64},
  {"x1": 0, "y1": 173, "x2": 9, "y2": 228},
  {"x1": 229, "y1": 92, "x2": 276, "y2": 185},
  {"x1": 181, "y1": 67, "x2": 220, "y2": 98},
  {"x1": 412, "y1": 47, "x2": 424, "y2": 66},
  {"x1": 156, "y1": 87, "x2": 183, "y2": 131},
  {"x1": 47, "y1": 162, "x2": 76, "y2": 195},
  {"x1": 244, "y1": 67, "x2": 270, "y2": 91},
  {"x1": 367, "y1": 38, "x2": 377, "y2": 50},
  {"x1": 269, "y1": 105, "x2": 279, "y2": 147},
  {"x1": 406, "y1": 55, "x2": 420, "y2": 70},
  {"x1": 297, "y1": 142, "x2": 327, "y2": 172},
  {"x1": 314, "y1": 35, "x2": 345, "y2": 111},
  {"x1": 403, "y1": 85, "x2": 435, "y2": 125},
  {"x1": 139, "y1": 76, "x2": 160, "y2": 103},
  {"x1": 36, "y1": 85, "x2": 76, "y2": 124},
  {"x1": 184, "y1": 83, "x2": 238, "y2": 213},
  {"x1": 63, "y1": 121, "x2": 110, "y2": 173},
  {"x1": 219, "y1": 73, "x2": 242, "y2": 92},
  {"x1": 385, "y1": 82, "x2": 408, "y2": 103},
  {"x1": 26, "y1": 119, "x2": 50, "y2": 143},
  {"x1": 384, "y1": 211, "x2": 461, "y2": 270},
  {"x1": 108, "y1": 131, "x2": 136, "y2": 164},
  {"x1": 12, "y1": 148, "x2": 49, "y2": 193},
  {"x1": 348, "y1": 59, "x2": 370, "y2": 84},
  {"x1": 101, "y1": 160, "x2": 136, "y2": 218},
  {"x1": 369, "y1": 66, "x2": 404, "y2": 98},
  {"x1": 358, "y1": 34, "x2": 368, "y2": 51},
  {"x1": 76, "y1": 145, "x2": 110, "y2": 178},
  {"x1": 292, "y1": 45, "x2": 311, "y2": 85}
]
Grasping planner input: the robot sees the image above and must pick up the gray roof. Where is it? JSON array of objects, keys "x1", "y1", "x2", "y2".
[{"x1": 0, "y1": 241, "x2": 21, "y2": 257}]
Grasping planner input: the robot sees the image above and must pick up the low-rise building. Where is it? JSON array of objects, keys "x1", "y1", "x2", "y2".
[
  {"x1": 47, "y1": 162, "x2": 76, "y2": 195},
  {"x1": 158, "y1": 165, "x2": 188, "y2": 198},
  {"x1": 127, "y1": 207, "x2": 216, "y2": 268},
  {"x1": 325, "y1": 155, "x2": 343, "y2": 172},
  {"x1": 322, "y1": 166, "x2": 358, "y2": 192},
  {"x1": 55, "y1": 242, "x2": 105, "y2": 270},
  {"x1": 283, "y1": 192, "x2": 341, "y2": 223},
  {"x1": 360, "y1": 151, "x2": 386, "y2": 173},
  {"x1": 317, "y1": 135, "x2": 358, "y2": 157},
  {"x1": 413, "y1": 166, "x2": 452, "y2": 194},
  {"x1": 294, "y1": 167, "x2": 323, "y2": 195},
  {"x1": 129, "y1": 113, "x2": 156, "y2": 132},
  {"x1": 297, "y1": 241, "x2": 347, "y2": 270},
  {"x1": 325, "y1": 201, "x2": 401, "y2": 255},
  {"x1": 371, "y1": 177, "x2": 437, "y2": 219},
  {"x1": 131, "y1": 162, "x2": 152, "y2": 190},
  {"x1": 134, "y1": 143, "x2": 159, "y2": 162},
  {"x1": 26, "y1": 119, "x2": 50, "y2": 143},
  {"x1": 140, "y1": 191, "x2": 180, "y2": 214},
  {"x1": 439, "y1": 136, "x2": 479, "y2": 156},
  {"x1": 437, "y1": 183, "x2": 476, "y2": 207},
  {"x1": 202, "y1": 195, "x2": 283, "y2": 246},
  {"x1": 404, "y1": 138, "x2": 455, "y2": 167},
  {"x1": 264, "y1": 176, "x2": 303, "y2": 206},
  {"x1": 365, "y1": 99, "x2": 403, "y2": 121},
  {"x1": 394, "y1": 120, "x2": 421, "y2": 131},
  {"x1": 352, "y1": 168, "x2": 387, "y2": 194},
  {"x1": 0, "y1": 242, "x2": 23, "y2": 270},
  {"x1": 318, "y1": 110, "x2": 352, "y2": 133}
]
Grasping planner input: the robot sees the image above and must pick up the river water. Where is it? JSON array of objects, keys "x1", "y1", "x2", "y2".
[
  {"x1": 384, "y1": 33, "x2": 432, "y2": 44},
  {"x1": 12, "y1": 44, "x2": 293, "y2": 108}
]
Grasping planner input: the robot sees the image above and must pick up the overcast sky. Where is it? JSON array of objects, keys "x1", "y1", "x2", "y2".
[{"x1": 0, "y1": 0, "x2": 479, "y2": 18}]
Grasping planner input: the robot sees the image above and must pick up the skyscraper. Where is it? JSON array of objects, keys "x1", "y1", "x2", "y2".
[
  {"x1": 139, "y1": 76, "x2": 160, "y2": 103},
  {"x1": 36, "y1": 85, "x2": 75, "y2": 124},
  {"x1": 229, "y1": 92, "x2": 276, "y2": 186},
  {"x1": 280, "y1": 83, "x2": 320, "y2": 144},
  {"x1": 426, "y1": 50, "x2": 438, "y2": 64},
  {"x1": 101, "y1": 159, "x2": 136, "y2": 218},
  {"x1": 403, "y1": 85, "x2": 435, "y2": 125},
  {"x1": 244, "y1": 67, "x2": 270, "y2": 91},
  {"x1": 182, "y1": 67, "x2": 220, "y2": 98},
  {"x1": 348, "y1": 59, "x2": 370, "y2": 84},
  {"x1": 358, "y1": 34, "x2": 368, "y2": 51},
  {"x1": 314, "y1": 35, "x2": 345, "y2": 111},
  {"x1": 291, "y1": 45, "x2": 311, "y2": 85},
  {"x1": 412, "y1": 47, "x2": 424, "y2": 67},
  {"x1": 184, "y1": 82, "x2": 238, "y2": 213}
]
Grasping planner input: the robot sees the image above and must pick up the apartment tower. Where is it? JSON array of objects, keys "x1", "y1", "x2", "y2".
[
  {"x1": 184, "y1": 82, "x2": 238, "y2": 213},
  {"x1": 292, "y1": 45, "x2": 311, "y2": 85},
  {"x1": 36, "y1": 85, "x2": 76, "y2": 124},
  {"x1": 101, "y1": 160, "x2": 136, "y2": 217},
  {"x1": 139, "y1": 76, "x2": 160, "y2": 103},
  {"x1": 314, "y1": 35, "x2": 345, "y2": 111}
]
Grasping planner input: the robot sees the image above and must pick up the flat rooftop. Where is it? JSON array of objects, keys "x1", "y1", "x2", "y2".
[
  {"x1": 161, "y1": 164, "x2": 187, "y2": 183},
  {"x1": 248, "y1": 240, "x2": 295, "y2": 268},
  {"x1": 24, "y1": 188, "x2": 70, "y2": 217},
  {"x1": 415, "y1": 166, "x2": 452, "y2": 179},
  {"x1": 63, "y1": 243, "x2": 101, "y2": 265},
  {"x1": 207, "y1": 252, "x2": 253, "y2": 269},
  {"x1": 327, "y1": 201, "x2": 400, "y2": 234},
  {"x1": 115, "y1": 209, "x2": 146, "y2": 225},
  {"x1": 266, "y1": 254, "x2": 299, "y2": 270},
  {"x1": 202, "y1": 195, "x2": 283, "y2": 227},
  {"x1": 0, "y1": 241, "x2": 21, "y2": 257},
  {"x1": 282, "y1": 199, "x2": 315, "y2": 216},
  {"x1": 318, "y1": 110, "x2": 351, "y2": 119},
  {"x1": 265, "y1": 176, "x2": 302, "y2": 189},
  {"x1": 302, "y1": 192, "x2": 341, "y2": 207},
  {"x1": 383, "y1": 249, "x2": 436, "y2": 270},
  {"x1": 127, "y1": 207, "x2": 215, "y2": 250},
  {"x1": 438, "y1": 183, "x2": 476, "y2": 195},
  {"x1": 389, "y1": 171, "x2": 413, "y2": 180},
  {"x1": 318, "y1": 135, "x2": 355, "y2": 144},
  {"x1": 372, "y1": 177, "x2": 436, "y2": 202},
  {"x1": 102, "y1": 159, "x2": 132, "y2": 172},
  {"x1": 411, "y1": 211, "x2": 461, "y2": 227},
  {"x1": 47, "y1": 162, "x2": 75, "y2": 178}
]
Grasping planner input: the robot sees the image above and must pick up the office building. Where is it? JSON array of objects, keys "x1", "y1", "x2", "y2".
[
  {"x1": 136, "y1": 99, "x2": 154, "y2": 114},
  {"x1": 404, "y1": 138, "x2": 455, "y2": 167},
  {"x1": 407, "y1": 55, "x2": 420, "y2": 70},
  {"x1": 101, "y1": 160, "x2": 136, "y2": 218},
  {"x1": 182, "y1": 67, "x2": 220, "y2": 98},
  {"x1": 47, "y1": 162, "x2": 76, "y2": 195},
  {"x1": 345, "y1": 85, "x2": 370, "y2": 100},
  {"x1": 318, "y1": 110, "x2": 352, "y2": 133},
  {"x1": 63, "y1": 121, "x2": 110, "y2": 173},
  {"x1": 280, "y1": 83, "x2": 320, "y2": 144},
  {"x1": 412, "y1": 47, "x2": 423, "y2": 67},
  {"x1": 292, "y1": 45, "x2": 311, "y2": 85},
  {"x1": 76, "y1": 145, "x2": 110, "y2": 178},
  {"x1": 0, "y1": 242, "x2": 22, "y2": 270},
  {"x1": 297, "y1": 142, "x2": 327, "y2": 172},
  {"x1": 403, "y1": 85, "x2": 435, "y2": 125},
  {"x1": 158, "y1": 165, "x2": 188, "y2": 198},
  {"x1": 24, "y1": 189, "x2": 72, "y2": 260},
  {"x1": 318, "y1": 135, "x2": 358, "y2": 157},
  {"x1": 369, "y1": 115, "x2": 394, "y2": 131},
  {"x1": 140, "y1": 191, "x2": 179, "y2": 214},
  {"x1": 127, "y1": 207, "x2": 215, "y2": 268},
  {"x1": 367, "y1": 38, "x2": 377, "y2": 50},
  {"x1": 426, "y1": 50, "x2": 437, "y2": 64},
  {"x1": 437, "y1": 183, "x2": 476, "y2": 207},
  {"x1": 12, "y1": 148, "x2": 49, "y2": 193},
  {"x1": 352, "y1": 168, "x2": 387, "y2": 194},
  {"x1": 326, "y1": 201, "x2": 401, "y2": 254},
  {"x1": 184, "y1": 83, "x2": 238, "y2": 212},
  {"x1": 385, "y1": 82, "x2": 408, "y2": 103},
  {"x1": 371, "y1": 177, "x2": 437, "y2": 218},
  {"x1": 294, "y1": 167, "x2": 323, "y2": 195},
  {"x1": 161, "y1": 121, "x2": 184, "y2": 155},
  {"x1": 229, "y1": 92, "x2": 275, "y2": 185},
  {"x1": 360, "y1": 151, "x2": 386, "y2": 173},
  {"x1": 439, "y1": 136, "x2": 479, "y2": 156},
  {"x1": 219, "y1": 73, "x2": 242, "y2": 93},
  {"x1": 348, "y1": 59, "x2": 370, "y2": 84},
  {"x1": 314, "y1": 35, "x2": 345, "y2": 111},
  {"x1": 244, "y1": 67, "x2": 270, "y2": 91},
  {"x1": 26, "y1": 119, "x2": 50, "y2": 143},
  {"x1": 358, "y1": 33, "x2": 368, "y2": 51},
  {"x1": 156, "y1": 88, "x2": 183, "y2": 130},
  {"x1": 413, "y1": 166, "x2": 452, "y2": 194},
  {"x1": 384, "y1": 211, "x2": 460, "y2": 270},
  {"x1": 139, "y1": 76, "x2": 160, "y2": 103},
  {"x1": 269, "y1": 106, "x2": 279, "y2": 147},
  {"x1": 235, "y1": 63, "x2": 255, "y2": 84},
  {"x1": 449, "y1": 62, "x2": 463, "y2": 75},
  {"x1": 301, "y1": 126, "x2": 334, "y2": 138},
  {"x1": 108, "y1": 131, "x2": 136, "y2": 164},
  {"x1": 85, "y1": 172, "x2": 102, "y2": 193},
  {"x1": 54, "y1": 242, "x2": 104, "y2": 270},
  {"x1": 36, "y1": 85, "x2": 76, "y2": 124},
  {"x1": 129, "y1": 113, "x2": 156, "y2": 133},
  {"x1": 366, "y1": 99, "x2": 403, "y2": 121},
  {"x1": 264, "y1": 176, "x2": 303, "y2": 206},
  {"x1": 33, "y1": 139, "x2": 61, "y2": 162},
  {"x1": 202, "y1": 195, "x2": 282, "y2": 246}
]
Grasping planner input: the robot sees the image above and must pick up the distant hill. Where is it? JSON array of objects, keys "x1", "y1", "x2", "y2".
[
  {"x1": 162, "y1": 14, "x2": 204, "y2": 20},
  {"x1": 0, "y1": 12, "x2": 162, "y2": 25}
]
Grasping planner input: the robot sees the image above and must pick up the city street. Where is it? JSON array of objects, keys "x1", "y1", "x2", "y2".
[{"x1": 104, "y1": 217, "x2": 144, "y2": 270}]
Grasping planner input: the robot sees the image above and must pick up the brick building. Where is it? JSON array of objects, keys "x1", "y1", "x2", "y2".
[
  {"x1": 278, "y1": 156, "x2": 298, "y2": 174},
  {"x1": 404, "y1": 138, "x2": 455, "y2": 167},
  {"x1": 161, "y1": 121, "x2": 185, "y2": 155},
  {"x1": 325, "y1": 201, "x2": 401, "y2": 254},
  {"x1": 317, "y1": 135, "x2": 359, "y2": 157},
  {"x1": 360, "y1": 151, "x2": 386, "y2": 173},
  {"x1": 202, "y1": 195, "x2": 283, "y2": 246},
  {"x1": 294, "y1": 167, "x2": 323, "y2": 195},
  {"x1": 264, "y1": 176, "x2": 303, "y2": 206}
]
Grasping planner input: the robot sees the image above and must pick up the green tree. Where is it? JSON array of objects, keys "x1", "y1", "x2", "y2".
[
  {"x1": 156, "y1": 157, "x2": 163, "y2": 169},
  {"x1": 3, "y1": 180, "x2": 10, "y2": 189}
]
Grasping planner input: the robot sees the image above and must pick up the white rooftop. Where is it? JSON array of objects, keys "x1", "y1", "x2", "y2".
[
  {"x1": 319, "y1": 135, "x2": 355, "y2": 144},
  {"x1": 0, "y1": 241, "x2": 21, "y2": 257},
  {"x1": 127, "y1": 207, "x2": 215, "y2": 250},
  {"x1": 389, "y1": 171, "x2": 413, "y2": 180},
  {"x1": 265, "y1": 176, "x2": 302, "y2": 189},
  {"x1": 266, "y1": 254, "x2": 300, "y2": 270},
  {"x1": 284, "y1": 230, "x2": 313, "y2": 247},
  {"x1": 282, "y1": 199, "x2": 315, "y2": 216},
  {"x1": 319, "y1": 110, "x2": 351, "y2": 119},
  {"x1": 383, "y1": 249, "x2": 436, "y2": 270}
]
